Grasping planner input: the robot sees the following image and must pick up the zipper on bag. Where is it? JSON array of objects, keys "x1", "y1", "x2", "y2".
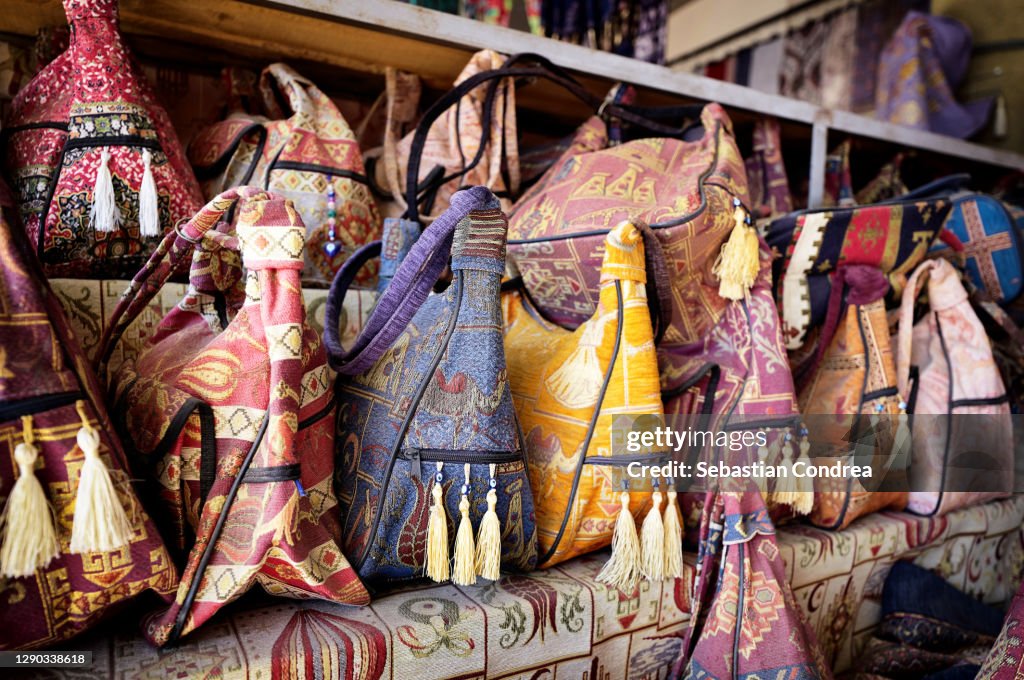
[
  {"x1": 400, "y1": 448, "x2": 524, "y2": 481},
  {"x1": 0, "y1": 391, "x2": 83, "y2": 423}
]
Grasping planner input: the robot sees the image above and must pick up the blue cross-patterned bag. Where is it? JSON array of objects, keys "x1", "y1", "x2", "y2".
[{"x1": 323, "y1": 186, "x2": 538, "y2": 584}]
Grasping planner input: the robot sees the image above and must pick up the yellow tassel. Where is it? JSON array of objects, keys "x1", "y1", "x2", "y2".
[
  {"x1": 452, "y1": 464, "x2": 476, "y2": 586},
  {"x1": 597, "y1": 490, "x2": 641, "y2": 591},
  {"x1": 640, "y1": 489, "x2": 665, "y2": 581},
  {"x1": 0, "y1": 416, "x2": 59, "y2": 578},
  {"x1": 424, "y1": 461, "x2": 450, "y2": 582},
  {"x1": 69, "y1": 402, "x2": 133, "y2": 554},
  {"x1": 712, "y1": 202, "x2": 759, "y2": 301},
  {"x1": 663, "y1": 489, "x2": 683, "y2": 580},
  {"x1": 475, "y1": 463, "x2": 502, "y2": 581}
]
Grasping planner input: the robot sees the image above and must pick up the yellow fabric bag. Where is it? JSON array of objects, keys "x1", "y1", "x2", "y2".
[{"x1": 502, "y1": 221, "x2": 680, "y2": 588}]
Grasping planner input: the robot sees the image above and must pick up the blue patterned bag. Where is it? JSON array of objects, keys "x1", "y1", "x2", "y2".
[
  {"x1": 324, "y1": 186, "x2": 538, "y2": 584},
  {"x1": 929, "y1": 193, "x2": 1024, "y2": 305}
]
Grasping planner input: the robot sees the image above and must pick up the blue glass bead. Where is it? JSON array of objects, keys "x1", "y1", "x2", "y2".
[
  {"x1": 489, "y1": 478, "x2": 497, "y2": 489},
  {"x1": 435, "y1": 472, "x2": 444, "y2": 483},
  {"x1": 323, "y1": 240, "x2": 342, "y2": 258},
  {"x1": 460, "y1": 484, "x2": 468, "y2": 495}
]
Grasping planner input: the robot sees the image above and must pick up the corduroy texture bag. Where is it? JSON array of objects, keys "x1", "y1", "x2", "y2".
[
  {"x1": 502, "y1": 221, "x2": 682, "y2": 586},
  {"x1": 1, "y1": 0, "x2": 203, "y2": 279},
  {"x1": 188, "y1": 63, "x2": 381, "y2": 284},
  {"x1": 767, "y1": 198, "x2": 953, "y2": 349},
  {"x1": 0, "y1": 186, "x2": 177, "y2": 650},
  {"x1": 504, "y1": 104, "x2": 754, "y2": 415},
  {"x1": 896, "y1": 258, "x2": 1012, "y2": 516},
  {"x1": 325, "y1": 186, "x2": 537, "y2": 585},
  {"x1": 796, "y1": 265, "x2": 909, "y2": 530},
  {"x1": 100, "y1": 187, "x2": 369, "y2": 646}
]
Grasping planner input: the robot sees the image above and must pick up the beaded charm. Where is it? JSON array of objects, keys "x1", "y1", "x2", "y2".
[{"x1": 321, "y1": 175, "x2": 342, "y2": 260}]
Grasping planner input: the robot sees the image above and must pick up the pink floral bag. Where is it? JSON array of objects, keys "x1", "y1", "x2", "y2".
[{"x1": 896, "y1": 258, "x2": 1013, "y2": 516}]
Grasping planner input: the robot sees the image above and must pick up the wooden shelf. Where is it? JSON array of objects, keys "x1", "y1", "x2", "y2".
[{"x1": 2, "y1": 0, "x2": 1021, "y2": 207}]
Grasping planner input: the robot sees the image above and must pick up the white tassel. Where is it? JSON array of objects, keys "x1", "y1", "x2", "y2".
[
  {"x1": 452, "y1": 463, "x2": 477, "y2": 586},
  {"x1": 662, "y1": 488, "x2": 684, "y2": 580},
  {"x1": 90, "y1": 149, "x2": 121, "y2": 233},
  {"x1": 770, "y1": 430, "x2": 814, "y2": 515},
  {"x1": 597, "y1": 490, "x2": 641, "y2": 591},
  {"x1": 475, "y1": 463, "x2": 502, "y2": 581},
  {"x1": 69, "y1": 402, "x2": 133, "y2": 554},
  {"x1": 424, "y1": 461, "x2": 450, "y2": 583},
  {"x1": 0, "y1": 416, "x2": 60, "y2": 578},
  {"x1": 640, "y1": 488, "x2": 665, "y2": 581},
  {"x1": 138, "y1": 149, "x2": 160, "y2": 238}
]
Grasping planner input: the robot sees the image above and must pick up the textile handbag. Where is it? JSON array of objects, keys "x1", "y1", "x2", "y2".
[
  {"x1": 766, "y1": 196, "x2": 954, "y2": 349},
  {"x1": 188, "y1": 63, "x2": 381, "y2": 284},
  {"x1": 796, "y1": 264, "x2": 909, "y2": 530},
  {"x1": 895, "y1": 258, "x2": 1012, "y2": 516},
  {"x1": 0, "y1": 186, "x2": 177, "y2": 649},
  {"x1": 367, "y1": 49, "x2": 519, "y2": 220},
  {"x1": 324, "y1": 186, "x2": 537, "y2": 584},
  {"x1": 502, "y1": 220, "x2": 684, "y2": 586},
  {"x1": 504, "y1": 99, "x2": 754, "y2": 413},
  {"x1": 1, "y1": 0, "x2": 203, "y2": 279},
  {"x1": 928, "y1": 193, "x2": 1024, "y2": 305},
  {"x1": 99, "y1": 187, "x2": 369, "y2": 646}
]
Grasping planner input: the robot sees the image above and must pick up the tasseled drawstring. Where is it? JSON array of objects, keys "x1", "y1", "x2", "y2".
[
  {"x1": 597, "y1": 487, "x2": 640, "y2": 591},
  {"x1": 711, "y1": 199, "x2": 759, "y2": 301},
  {"x1": 90, "y1": 149, "x2": 121, "y2": 233},
  {"x1": 640, "y1": 483, "x2": 665, "y2": 581},
  {"x1": 662, "y1": 486, "x2": 683, "y2": 580},
  {"x1": 0, "y1": 416, "x2": 60, "y2": 578},
  {"x1": 424, "y1": 461, "x2": 450, "y2": 583},
  {"x1": 452, "y1": 463, "x2": 476, "y2": 586},
  {"x1": 475, "y1": 463, "x2": 502, "y2": 581},
  {"x1": 138, "y1": 149, "x2": 160, "y2": 238},
  {"x1": 770, "y1": 428, "x2": 814, "y2": 515},
  {"x1": 892, "y1": 400, "x2": 912, "y2": 468},
  {"x1": 69, "y1": 401, "x2": 133, "y2": 554}
]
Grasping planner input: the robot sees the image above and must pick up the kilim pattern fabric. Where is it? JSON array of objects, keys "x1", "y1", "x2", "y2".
[
  {"x1": 2, "y1": 0, "x2": 203, "y2": 278},
  {"x1": 505, "y1": 104, "x2": 751, "y2": 416},
  {"x1": 502, "y1": 221, "x2": 665, "y2": 567},
  {"x1": 104, "y1": 187, "x2": 368, "y2": 646},
  {"x1": 0, "y1": 182, "x2": 177, "y2": 650},
  {"x1": 188, "y1": 63, "x2": 382, "y2": 284},
  {"x1": 767, "y1": 198, "x2": 952, "y2": 349}
]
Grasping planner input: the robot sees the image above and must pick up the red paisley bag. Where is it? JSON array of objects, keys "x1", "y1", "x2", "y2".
[
  {"x1": 98, "y1": 187, "x2": 369, "y2": 646},
  {"x1": 0, "y1": 184, "x2": 177, "y2": 650},
  {"x1": 1, "y1": 0, "x2": 203, "y2": 279}
]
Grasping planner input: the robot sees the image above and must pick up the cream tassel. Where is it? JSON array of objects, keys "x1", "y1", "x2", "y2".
[
  {"x1": 597, "y1": 489, "x2": 641, "y2": 591},
  {"x1": 475, "y1": 463, "x2": 502, "y2": 581},
  {"x1": 90, "y1": 149, "x2": 121, "y2": 233},
  {"x1": 69, "y1": 402, "x2": 133, "y2": 554},
  {"x1": 0, "y1": 416, "x2": 60, "y2": 578},
  {"x1": 711, "y1": 200, "x2": 759, "y2": 300},
  {"x1": 662, "y1": 487, "x2": 684, "y2": 580},
  {"x1": 138, "y1": 149, "x2": 160, "y2": 238},
  {"x1": 424, "y1": 461, "x2": 450, "y2": 583},
  {"x1": 452, "y1": 463, "x2": 477, "y2": 586},
  {"x1": 544, "y1": 317, "x2": 607, "y2": 409},
  {"x1": 754, "y1": 430, "x2": 771, "y2": 496},
  {"x1": 640, "y1": 487, "x2": 665, "y2": 581},
  {"x1": 770, "y1": 430, "x2": 814, "y2": 515}
]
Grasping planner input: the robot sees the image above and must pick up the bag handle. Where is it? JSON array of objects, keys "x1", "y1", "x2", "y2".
[
  {"x1": 97, "y1": 187, "x2": 271, "y2": 372},
  {"x1": 796, "y1": 265, "x2": 889, "y2": 390},
  {"x1": 632, "y1": 221, "x2": 674, "y2": 345},
  {"x1": 895, "y1": 259, "x2": 941, "y2": 396},
  {"x1": 325, "y1": 186, "x2": 499, "y2": 375},
  {"x1": 403, "y1": 59, "x2": 705, "y2": 222}
]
